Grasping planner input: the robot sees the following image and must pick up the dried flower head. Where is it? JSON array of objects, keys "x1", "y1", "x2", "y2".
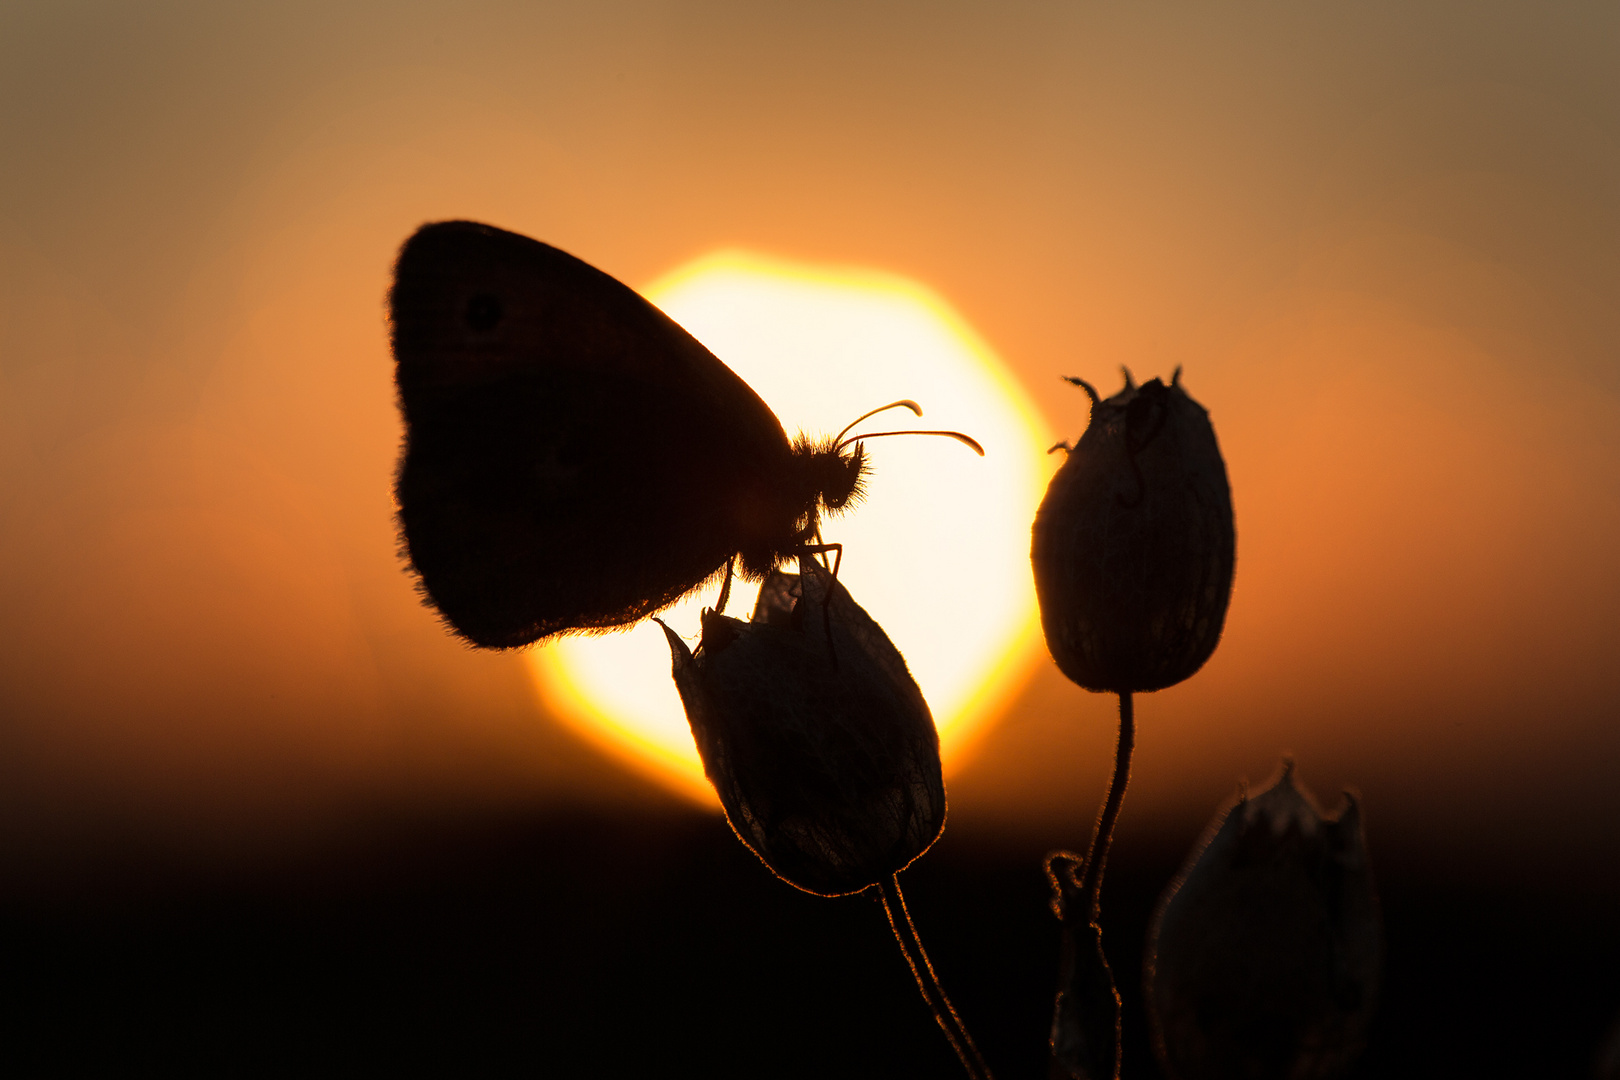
[
  {"x1": 1031, "y1": 369, "x2": 1235, "y2": 693},
  {"x1": 1146, "y1": 760, "x2": 1382, "y2": 1080},
  {"x1": 662, "y1": 558, "x2": 945, "y2": 897}
]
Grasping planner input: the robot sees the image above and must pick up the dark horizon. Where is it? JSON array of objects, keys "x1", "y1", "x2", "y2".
[{"x1": 7, "y1": 784, "x2": 1618, "y2": 1077}]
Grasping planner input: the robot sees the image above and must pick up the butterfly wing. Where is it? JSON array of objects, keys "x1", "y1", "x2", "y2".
[{"x1": 391, "y1": 220, "x2": 796, "y2": 648}]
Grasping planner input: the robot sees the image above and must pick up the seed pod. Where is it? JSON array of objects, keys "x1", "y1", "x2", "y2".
[
  {"x1": 1031, "y1": 370, "x2": 1234, "y2": 693},
  {"x1": 1596, "y1": 1009, "x2": 1620, "y2": 1080},
  {"x1": 662, "y1": 557, "x2": 945, "y2": 897},
  {"x1": 1145, "y1": 761, "x2": 1383, "y2": 1080}
]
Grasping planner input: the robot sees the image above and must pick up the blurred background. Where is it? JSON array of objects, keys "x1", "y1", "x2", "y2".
[{"x1": 2, "y1": 2, "x2": 1618, "y2": 1075}]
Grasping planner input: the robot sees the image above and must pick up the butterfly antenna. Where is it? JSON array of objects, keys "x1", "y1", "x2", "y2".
[
  {"x1": 835, "y1": 429, "x2": 985, "y2": 456},
  {"x1": 833, "y1": 400, "x2": 923, "y2": 446}
]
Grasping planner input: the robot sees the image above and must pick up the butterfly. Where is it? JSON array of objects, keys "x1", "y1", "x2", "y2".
[{"x1": 390, "y1": 220, "x2": 975, "y2": 649}]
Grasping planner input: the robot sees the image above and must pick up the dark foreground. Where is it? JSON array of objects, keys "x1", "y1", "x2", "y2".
[{"x1": 5, "y1": 805, "x2": 1618, "y2": 1077}]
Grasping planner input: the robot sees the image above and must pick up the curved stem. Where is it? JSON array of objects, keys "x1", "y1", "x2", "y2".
[
  {"x1": 877, "y1": 874, "x2": 995, "y2": 1080},
  {"x1": 1078, "y1": 690, "x2": 1135, "y2": 920}
]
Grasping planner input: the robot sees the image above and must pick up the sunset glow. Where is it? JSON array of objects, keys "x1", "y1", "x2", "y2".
[{"x1": 529, "y1": 254, "x2": 1054, "y2": 802}]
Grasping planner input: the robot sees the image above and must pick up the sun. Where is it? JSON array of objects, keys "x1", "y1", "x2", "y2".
[{"x1": 528, "y1": 251, "x2": 1053, "y2": 803}]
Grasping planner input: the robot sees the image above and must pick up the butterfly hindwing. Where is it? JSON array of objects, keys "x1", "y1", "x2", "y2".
[{"x1": 391, "y1": 221, "x2": 797, "y2": 647}]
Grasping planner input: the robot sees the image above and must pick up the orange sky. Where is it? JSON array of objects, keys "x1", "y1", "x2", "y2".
[{"x1": 1, "y1": 2, "x2": 1617, "y2": 880}]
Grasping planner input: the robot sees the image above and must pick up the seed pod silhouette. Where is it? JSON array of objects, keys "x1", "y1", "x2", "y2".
[
  {"x1": 662, "y1": 557, "x2": 946, "y2": 897},
  {"x1": 1145, "y1": 761, "x2": 1382, "y2": 1080},
  {"x1": 1596, "y1": 1009, "x2": 1620, "y2": 1080},
  {"x1": 1031, "y1": 369, "x2": 1234, "y2": 693}
]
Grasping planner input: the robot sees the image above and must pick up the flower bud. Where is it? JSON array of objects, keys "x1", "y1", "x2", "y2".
[
  {"x1": 662, "y1": 558, "x2": 946, "y2": 897},
  {"x1": 1145, "y1": 761, "x2": 1382, "y2": 1080},
  {"x1": 1031, "y1": 370, "x2": 1234, "y2": 693}
]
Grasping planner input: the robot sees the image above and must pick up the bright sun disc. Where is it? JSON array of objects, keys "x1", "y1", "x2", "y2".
[{"x1": 528, "y1": 252, "x2": 1053, "y2": 803}]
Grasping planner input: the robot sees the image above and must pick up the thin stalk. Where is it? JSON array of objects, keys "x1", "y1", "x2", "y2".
[
  {"x1": 877, "y1": 874, "x2": 995, "y2": 1080},
  {"x1": 1044, "y1": 690, "x2": 1136, "y2": 1080},
  {"x1": 1076, "y1": 691, "x2": 1135, "y2": 919}
]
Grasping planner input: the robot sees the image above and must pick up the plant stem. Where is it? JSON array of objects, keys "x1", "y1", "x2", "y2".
[
  {"x1": 1044, "y1": 691, "x2": 1136, "y2": 1080},
  {"x1": 1077, "y1": 690, "x2": 1135, "y2": 919},
  {"x1": 877, "y1": 874, "x2": 995, "y2": 1080}
]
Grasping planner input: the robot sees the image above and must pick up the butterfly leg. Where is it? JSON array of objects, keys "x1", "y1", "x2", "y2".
[
  {"x1": 804, "y1": 526, "x2": 843, "y2": 579},
  {"x1": 714, "y1": 556, "x2": 736, "y2": 616},
  {"x1": 801, "y1": 542, "x2": 843, "y2": 583},
  {"x1": 799, "y1": 541, "x2": 844, "y2": 667}
]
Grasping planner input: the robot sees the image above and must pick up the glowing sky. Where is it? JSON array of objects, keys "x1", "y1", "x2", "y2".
[
  {"x1": 530, "y1": 252, "x2": 1050, "y2": 801},
  {"x1": 0, "y1": 2, "x2": 1617, "y2": 878}
]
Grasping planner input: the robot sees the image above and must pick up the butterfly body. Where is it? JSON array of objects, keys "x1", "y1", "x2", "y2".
[{"x1": 390, "y1": 221, "x2": 864, "y2": 648}]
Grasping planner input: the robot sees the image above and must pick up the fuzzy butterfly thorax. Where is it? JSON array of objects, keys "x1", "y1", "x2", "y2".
[
  {"x1": 391, "y1": 220, "x2": 884, "y2": 649},
  {"x1": 730, "y1": 437, "x2": 866, "y2": 580}
]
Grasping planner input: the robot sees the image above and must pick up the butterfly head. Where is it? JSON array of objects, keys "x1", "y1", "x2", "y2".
[
  {"x1": 744, "y1": 402, "x2": 981, "y2": 581},
  {"x1": 801, "y1": 399, "x2": 985, "y2": 521},
  {"x1": 799, "y1": 436, "x2": 869, "y2": 513}
]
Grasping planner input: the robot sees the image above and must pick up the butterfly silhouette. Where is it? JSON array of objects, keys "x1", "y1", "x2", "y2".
[{"x1": 392, "y1": 220, "x2": 917, "y2": 649}]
